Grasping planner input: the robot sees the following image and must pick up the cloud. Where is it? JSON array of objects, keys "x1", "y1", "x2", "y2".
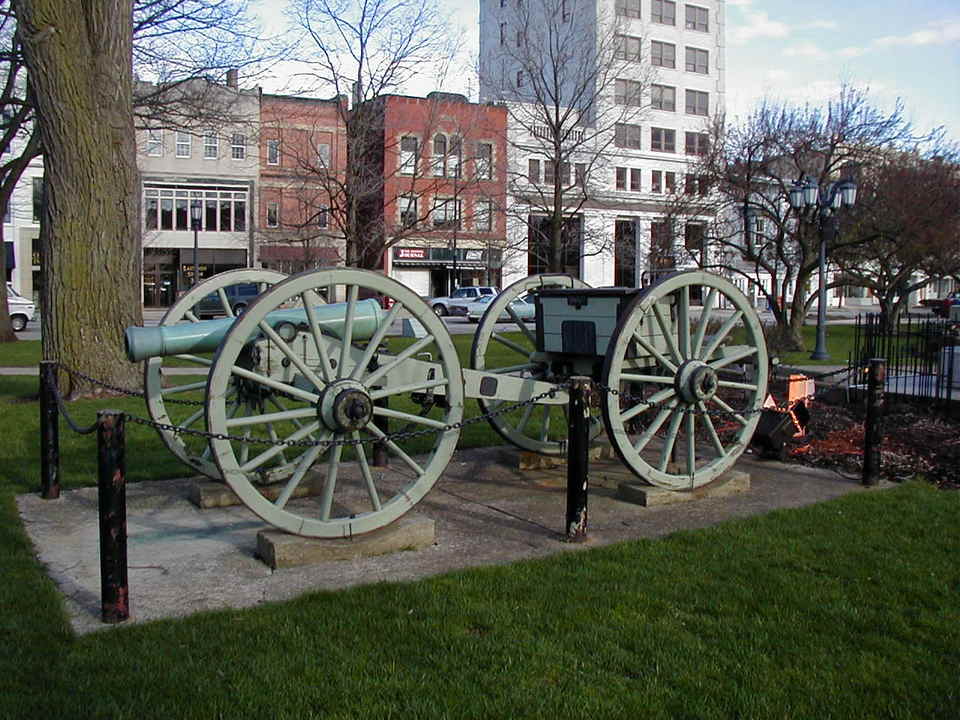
[
  {"x1": 836, "y1": 46, "x2": 867, "y2": 58},
  {"x1": 729, "y1": 12, "x2": 790, "y2": 45},
  {"x1": 874, "y1": 20, "x2": 960, "y2": 47},
  {"x1": 783, "y1": 42, "x2": 828, "y2": 58},
  {"x1": 799, "y1": 20, "x2": 838, "y2": 31}
]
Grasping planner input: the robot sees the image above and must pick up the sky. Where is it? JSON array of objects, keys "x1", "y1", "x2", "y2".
[{"x1": 256, "y1": 0, "x2": 960, "y2": 141}]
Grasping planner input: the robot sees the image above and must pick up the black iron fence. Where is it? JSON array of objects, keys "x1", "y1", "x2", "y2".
[{"x1": 848, "y1": 314, "x2": 959, "y2": 409}]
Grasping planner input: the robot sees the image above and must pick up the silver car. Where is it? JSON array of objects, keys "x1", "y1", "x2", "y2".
[{"x1": 465, "y1": 294, "x2": 536, "y2": 323}]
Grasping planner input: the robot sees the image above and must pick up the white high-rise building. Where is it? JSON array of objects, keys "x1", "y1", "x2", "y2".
[{"x1": 479, "y1": 0, "x2": 726, "y2": 288}]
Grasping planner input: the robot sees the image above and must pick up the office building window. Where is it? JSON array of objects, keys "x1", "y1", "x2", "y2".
[
  {"x1": 615, "y1": 78, "x2": 643, "y2": 106},
  {"x1": 575, "y1": 163, "x2": 587, "y2": 188},
  {"x1": 231, "y1": 134, "x2": 246, "y2": 160},
  {"x1": 616, "y1": 35, "x2": 642, "y2": 62},
  {"x1": 317, "y1": 142, "x2": 331, "y2": 169},
  {"x1": 432, "y1": 198, "x2": 461, "y2": 229},
  {"x1": 616, "y1": 0, "x2": 641, "y2": 19},
  {"x1": 147, "y1": 129, "x2": 163, "y2": 157},
  {"x1": 544, "y1": 161, "x2": 571, "y2": 186},
  {"x1": 475, "y1": 199, "x2": 493, "y2": 232},
  {"x1": 651, "y1": 41, "x2": 676, "y2": 68},
  {"x1": 685, "y1": 131, "x2": 709, "y2": 155},
  {"x1": 651, "y1": 127, "x2": 676, "y2": 152},
  {"x1": 432, "y1": 134, "x2": 447, "y2": 177},
  {"x1": 651, "y1": 170, "x2": 662, "y2": 193},
  {"x1": 267, "y1": 202, "x2": 279, "y2": 228},
  {"x1": 652, "y1": 0, "x2": 675, "y2": 25},
  {"x1": 651, "y1": 84, "x2": 676, "y2": 112},
  {"x1": 267, "y1": 140, "x2": 280, "y2": 165},
  {"x1": 476, "y1": 142, "x2": 493, "y2": 180},
  {"x1": 32, "y1": 177, "x2": 43, "y2": 222},
  {"x1": 686, "y1": 47, "x2": 708, "y2": 74},
  {"x1": 615, "y1": 123, "x2": 643, "y2": 149},
  {"x1": 516, "y1": 71, "x2": 524, "y2": 88},
  {"x1": 203, "y1": 132, "x2": 218, "y2": 159},
  {"x1": 175, "y1": 132, "x2": 192, "y2": 158},
  {"x1": 685, "y1": 4, "x2": 708, "y2": 31},
  {"x1": 399, "y1": 136, "x2": 418, "y2": 175},
  {"x1": 528, "y1": 158, "x2": 541, "y2": 183},
  {"x1": 447, "y1": 137, "x2": 461, "y2": 178},
  {"x1": 499, "y1": 23, "x2": 506, "y2": 45},
  {"x1": 316, "y1": 206, "x2": 328, "y2": 229},
  {"x1": 630, "y1": 168, "x2": 642, "y2": 191},
  {"x1": 144, "y1": 185, "x2": 247, "y2": 232},
  {"x1": 686, "y1": 89, "x2": 709, "y2": 116},
  {"x1": 516, "y1": 29, "x2": 524, "y2": 47},
  {"x1": 400, "y1": 195, "x2": 417, "y2": 227},
  {"x1": 616, "y1": 167, "x2": 627, "y2": 190},
  {"x1": 665, "y1": 171, "x2": 676, "y2": 192},
  {"x1": 685, "y1": 223, "x2": 705, "y2": 253}
]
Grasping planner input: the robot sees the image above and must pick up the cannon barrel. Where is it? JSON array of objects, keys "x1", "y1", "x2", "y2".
[{"x1": 125, "y1": 299, "x2": 384, "y2": 362}]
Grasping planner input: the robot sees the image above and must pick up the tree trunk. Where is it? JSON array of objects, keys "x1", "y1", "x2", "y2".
[{"x1": 16, "y1": 0, "x2": 142, "y2": 395}]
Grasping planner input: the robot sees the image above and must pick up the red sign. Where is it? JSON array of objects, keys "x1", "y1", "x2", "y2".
[{"x1": 396, "y1": 247, "x2": 427, "y2": 260}]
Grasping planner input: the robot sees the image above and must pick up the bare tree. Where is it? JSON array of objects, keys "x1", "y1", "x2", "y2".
[
  {"x1": 831, "y1": 147, "x2": 960, "y2": 325},
  {"x1": 479, "y1": 0, "x2": 652, "y2": 273},
  {"x1": 693, "y1": 86, "x2": 932, "y2": 348},
  {"x1": 15, "y1": 0, "x2": 142, "y2": 392},
  {"x1": 286, "y1": 0, "x2": 462, "y2": 268}
]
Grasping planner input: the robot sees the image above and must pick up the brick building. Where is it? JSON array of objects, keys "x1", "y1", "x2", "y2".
[
  {"x1": 257, "y1": 93, "x2": 347, "y2": 274},
  {"x1": 359, "y1": 92, "x2": 508, "y2": 297}
]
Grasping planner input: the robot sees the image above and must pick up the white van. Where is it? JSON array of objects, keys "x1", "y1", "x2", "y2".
[{"x1": 5, "y1": 283, "x2": 35, "y2": 332}]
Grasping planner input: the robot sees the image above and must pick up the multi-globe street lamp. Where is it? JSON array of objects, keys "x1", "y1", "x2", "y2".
[
  {"x1": 788, "y1": 177, "x2": 857, "y2": 361},
  {"x1": 190, "y1": 203, "x2": 202, "y2": 288}
]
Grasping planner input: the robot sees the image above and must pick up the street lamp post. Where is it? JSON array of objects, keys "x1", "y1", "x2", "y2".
[
  {"x1": 190, "y1": 204, "x2": 202, "y2": 287},
  {"x1": 788, "y1": 177, "x2": 857, "y2": 361}
]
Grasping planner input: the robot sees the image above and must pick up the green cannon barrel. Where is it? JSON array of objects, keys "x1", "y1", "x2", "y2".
[{"x1": 125, "y1": 299, "x2": 384, "y2": 362}]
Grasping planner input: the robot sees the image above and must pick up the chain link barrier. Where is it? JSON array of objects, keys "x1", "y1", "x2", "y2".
[{"x1": 46, "y1": 358, "x2": 863, "y2": 447}]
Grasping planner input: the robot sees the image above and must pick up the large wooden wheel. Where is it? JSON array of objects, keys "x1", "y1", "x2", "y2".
[
  {"x1": 471, "y1": 273, "x2": 591, "y2": 455},
  {"x1": 145, "y1": 268, "x2": 287, "y2": 478},
  {"x1": 601, "y1": 271, "x2": 768, "y2": 489},
  {"x1": 205, "y1": 268, "x2": 465, "y2": 537}
]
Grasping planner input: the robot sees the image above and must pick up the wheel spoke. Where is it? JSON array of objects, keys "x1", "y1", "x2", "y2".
[
  {"x1": 632, "y1": 332, "x2": 678, "y2": 374},
  {"x1": 369, "y1": 377, "x2": 449, "y2": 401},
  {"x1": 273, "y1": 443, "x2": 323, "y2": 509},
  {"x1": 632, "y1": 399, "x2": 677, "y2": 453},
  {"x1": 492, "y1": 332, "x2": 532, "y2": 358},
  {"x1": 267, "y1": 395, "x2": 307, "y2": 431},
  {"x1": 258, "y1": 319, "x2": 328, "y2": 393},
  {"x1": 691, "y1": 288, "x2": 717, "y2": 359},
  {"x1": 238, "y1": 421, "x2": 324, "y2": 473},
  {"x1": 652, "y1": 302, "x2": 683, "y2": 364},
  {"x1": 699, "y1": 311, "x2": 743, "y2": 361},
  {"x1": 487, "y1": 362, "x2": 541, "y2": 375},
  {"x1": 658, "y1": 407, "x2": 685, "y2": 472},
  {"x1": 173, "y1": 354, "x2": 213, "y2": 367},
  {"x1": 225, "y1": 406, "x2": 316, "y2": 429},
  {"x1": 698, "y1": 401, "x2": 726, "y2": 456},
  {"x1": 266, "y1": 423, "x2": 288, "y2": 466},
  {"x1": 229, "y1": 366, "x2": 319, "y2": 404},
  {"x1": 709, "y1": 346, "x2": 758, "y2": 370},
  {"x1": 178, "y1": 406, "x2": 205, "y2": 430},
  {"x1": 626, "y1": 386, "x2": 676, "y2": 412},
  {"x1": 160, "y1": 380, "x2": 207, "y2": 396},
  {"x1": 364, "y1": 333, "x2": 436, "y2": 387},
  {"x1": 717, "y1": 380, "x2": 759, "y2": 392},
  {"x1": 216, "y1": 288, "x2": 233, "y2": 316},
  {"x1": 505, "y1": 304, "x2": 535, "y2": 344},
  {"x1": 354, "y1": 433, "x2": 382, "y2": 511},
  {"x1": 619, "y1": 373, "x2": 673, "y2": 385},
  {"x1": 365, "y1": 423, "x2": 425, "y2": 476},
  {"x1": 710, "y1": 396, "x2": 747, "y2": 426},
  {"x1": 338, "y1": 284, "x2": 359, "y2": 379},
  {"x1": 184, "y1": 310, "x2": 200, "y2": 323},
  {"x1": 517, "y1": 403, "x2": 536, "y2": 433},
  {"x1": 539, "y1": 405, "x2": 551, "y2": 443},
  {"x1": 319, "y1": 444, "x2": 342, "y2": 521},
  {"x1": 373, "y1": 406, "x2": 449, "y2": 430},
  {"x1": 677, "y1": 285, "x2": 691, "y2": 359},
  {"x1": 685, "y1": 412, "x2": 696, "y2": 479},
  {"x1": 350, "y1": 301, "x2": 403, "y2": 382},
  {"x1": 302, "y1": 289, "x2": 334, "y2": 384}
]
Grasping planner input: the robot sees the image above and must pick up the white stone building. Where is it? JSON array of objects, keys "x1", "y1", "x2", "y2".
[{"x1": 479, "y1": 0, "x2": 726, "y2": 289}]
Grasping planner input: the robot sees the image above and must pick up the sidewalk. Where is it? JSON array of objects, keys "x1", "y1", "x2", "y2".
[{"x1": 16, "y1": 445, "x2": 888, "y2": 635}]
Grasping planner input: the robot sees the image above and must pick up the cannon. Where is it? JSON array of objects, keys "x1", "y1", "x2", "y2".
[{"x1": 129, "y1": 267, "x2": 768, "y2": 538}]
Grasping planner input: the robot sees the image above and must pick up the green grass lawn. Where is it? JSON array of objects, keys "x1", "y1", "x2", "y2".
[{"x1": 1, "y1": 334, "x2": 958, "y2": 718}]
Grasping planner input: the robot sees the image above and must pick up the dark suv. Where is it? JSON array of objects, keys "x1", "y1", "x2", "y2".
[{"x1": 192, "y1": 283, "x2": 260, "y2": 319}]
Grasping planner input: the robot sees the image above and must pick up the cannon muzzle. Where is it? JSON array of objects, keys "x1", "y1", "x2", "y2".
[{"x1": 125, "y1": 299, "x2": 384, "y2": 362}]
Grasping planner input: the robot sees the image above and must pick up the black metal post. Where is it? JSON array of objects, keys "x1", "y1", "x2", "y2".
[
  {"x1": 862, "y1": 358, "x2": 885, "y2": 486},
  {"x1": 810, "y1": 213, "x2": 833, "y2": 361},
  {"x1": 565, "y1": 377, "x2": 591, "y2": 542},
  {"x1": 372, "y1": 396, "x2": 389, "y2": 467},
  {"x1": 97, "y1": 411, "x2": 129, "y2": 623},
  {"x1": 39, "y1": 360, "x2": 61, "y2": 500},
  {"x1": 192, "y1": 221, "x2": 200, "y2": 287}
]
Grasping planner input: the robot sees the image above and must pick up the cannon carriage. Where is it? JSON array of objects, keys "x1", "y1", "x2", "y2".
[{"x1": 127, "y1": 267, "x2": 768, "y2": 538}]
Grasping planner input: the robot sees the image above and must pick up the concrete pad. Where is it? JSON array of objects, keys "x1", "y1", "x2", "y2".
[
  {"x1": 190, "y1": 477, "x2": 318, "y2": 509},
  {"x1": 257, "y1": 515, "x2": 435, "y2": 569},
  {"x1": 15, "y1": 446, "x2": 892, "y2": 636},
  {"x1": 618, "y1": 470, "x2": 751, "y2": 507}
]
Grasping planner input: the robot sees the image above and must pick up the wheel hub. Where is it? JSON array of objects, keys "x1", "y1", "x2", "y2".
[
  {"x1": 318, "y1": 379, "x2": 374, "y2": 432},
  {"x1": 675, "y1": 361, "x2": 718, "y2": 404}
]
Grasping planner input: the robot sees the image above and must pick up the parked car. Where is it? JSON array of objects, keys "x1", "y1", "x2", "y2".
[
  {"x1": 465, "y1": 294, "x2": 536, "y2": 324},
  {"x1": 430, "y1": 286, "x2": 498, "y2": 316},
  {"x1": 5, "y1": 283, "x2": 35, "y2": 332},
  {"x1": 192, "y1": 283, "x2": 260, "y2": 319},
  {"x1": 930, "y1": 291, "x2": 960, "y2": 318}
]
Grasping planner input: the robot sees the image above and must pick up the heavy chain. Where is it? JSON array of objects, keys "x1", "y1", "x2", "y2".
[{"x1": 57, "y1": 363, "x2": 205, "y2": 406}]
